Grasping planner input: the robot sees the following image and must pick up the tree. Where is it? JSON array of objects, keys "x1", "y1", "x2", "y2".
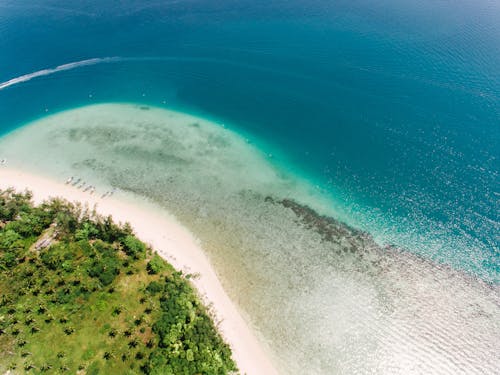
[
  {"x1": 75, "y1": 221, "x2": 98, "y2": 241},
  {"x1": 40, "y1": 363, "x2": 53, "y2": 372},
  {"x1": 135, "y1": 351, "x2": 144, "y2": 360},
  {"x1": 122, "y1": 235, "x2": 146, "y2": 258},
  {"x1": 147, "y1": 254, "x2": 166, "y2": 275},
  {"x1": 1, "y1": 251, "x2": 17, "y2": 269},
  {"x1": 112, "y1": 306, "x2": 122, "y2": 316},
  {"x1": 0, "y1": 189, "x2": 32, "y2": 221},
  {"x1": 146, "y1": 281, "x2": 163, "y2": 294},
  {"x1": 103, "y1": 351, "x2": 113, "y2": 360},
  {"x1": 108, "y1": 328, "x2": 118, "y2": 338},
  {"x1": 0, "y1": 229, "x2": 22, "y2": 249},
  {"x1": 17, "y1": 339, "x2": 27, "y2": 347},
  {"x1": 128, "y1": 339, "x2": 138, "y2": 348}
]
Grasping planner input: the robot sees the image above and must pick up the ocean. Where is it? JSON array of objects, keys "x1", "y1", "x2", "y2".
[{"x1": 0, "y1": 1, "x2": 499, "y2": 373}]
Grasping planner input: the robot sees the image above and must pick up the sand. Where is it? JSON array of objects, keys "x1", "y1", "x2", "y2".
[
  {"x1": 2, "y1": 104, "x2": 498, "y2": 374},
  {"x1": 0, "y1": 166, "x2": 278, "y2": 375}
]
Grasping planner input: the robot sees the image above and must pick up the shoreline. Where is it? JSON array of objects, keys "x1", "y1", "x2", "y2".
[{"x1": 0, "y1": 166, "x2": 278, "y2": 375}]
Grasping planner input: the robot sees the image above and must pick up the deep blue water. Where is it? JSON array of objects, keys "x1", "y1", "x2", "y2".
[{"x1": 0, "y1": 0, "x2": 499, "y2": 281}]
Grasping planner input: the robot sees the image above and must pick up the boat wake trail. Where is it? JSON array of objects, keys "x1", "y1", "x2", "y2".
[
  {"x1": 0, "y1": 55, "x2": 319, "y2": 93},
  {"x1": 0, "y1": 57, "x2": 122, "y2": 91}
]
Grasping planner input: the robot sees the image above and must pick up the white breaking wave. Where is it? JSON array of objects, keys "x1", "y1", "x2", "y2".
[{"x1": 0, "y1": 57, "x2": 121, "y2": 91}]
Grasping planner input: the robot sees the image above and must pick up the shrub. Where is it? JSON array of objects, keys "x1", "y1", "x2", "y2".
[
  {"x1": 0, "y1": 229, "x2": 22, "y2": 249},
  {"x1": 88, "y1": 255, "x2": 120, "y2": 286},
  {"x1": 1, "y1": 252, "x2": 17, "y2": 269},
  {"x1": 40, "y1": 246, "x2": 66, "y2": 270},
  {"x1": 146, "y1": 281, "x2": 163, "y2": 295},
  {"x1": 75, "y1": 221, "x2": 99, "y2": 241},
  {"x1": 0, "y1": 190, "x2": 32, "y2": 221},
  {"x1": 146, "y1": 254, "x2": 165, "y2": 275},
  {"x1": 5, "y1": 213, "x2": 45, "y2": 237},
  {"x1": 122, "y1": 235, "x2": 146, "y2": 258}
]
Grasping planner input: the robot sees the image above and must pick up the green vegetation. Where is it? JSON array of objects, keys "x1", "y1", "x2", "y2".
[{"x1": 0, "y1": 189, "x2": 236, "y2": 374}]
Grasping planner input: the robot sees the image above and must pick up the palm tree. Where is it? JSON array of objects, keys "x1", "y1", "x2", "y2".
[
  {"x1": 108, "y1": 328, "x2": 118, "y2": 338},
  {"x1": 135, "y1": 351, "x2": 144, "y2": 360},
  {"x1": 37, "y1": 304, "x2": 46, "y2": 314},
  {"x1": 40, "y1": 363, "x2": 53, "y2": 372},
  {"x1": 112, "y1": 306, "x2": 122, "y2": 316},
  {"x1": 23, "y1": 362, "x2": 35, "y2": 371},
  {"x1": 128, "y1": 338, "x2": 138, "y2": 348},
  {"x1": 103, "y1": 351, "x2": 113, "y2": 360}
]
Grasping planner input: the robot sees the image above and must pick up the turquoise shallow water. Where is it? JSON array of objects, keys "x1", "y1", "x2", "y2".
[
  {"x1": 0, "y1": 2, "x2": 499, "y2": 372},
  {"x1": 0, "y1": 0, "x2": 498, "y2": 283},
  {"x1": 1, "y1": 104, "x2": 498, "y2": 374}
]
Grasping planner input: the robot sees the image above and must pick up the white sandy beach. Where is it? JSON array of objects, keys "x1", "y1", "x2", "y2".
[{"x1": 0, "y1": 167, "x2": 278, "y2": 375}]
